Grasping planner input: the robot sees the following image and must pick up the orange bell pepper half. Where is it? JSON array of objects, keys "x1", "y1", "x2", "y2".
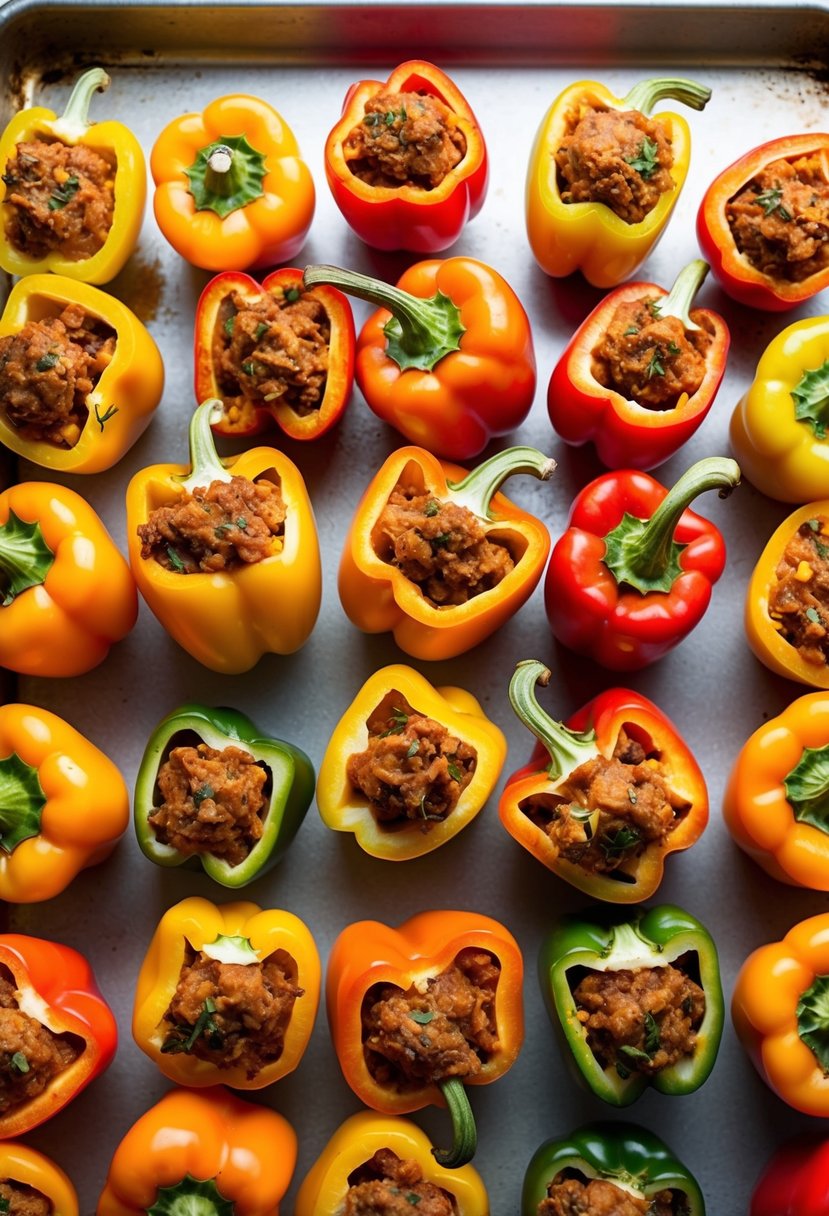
[{"x1": 0, "y1": 1142, "x2": 78, "y2": 1216}]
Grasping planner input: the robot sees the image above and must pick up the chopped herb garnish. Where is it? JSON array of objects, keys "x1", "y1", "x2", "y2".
[
  {"x1": 379, "y1": 708, "x2": 409, "y2": 738},
  {"x1": 241, "y1": 361, "x2": 264, "y2": 376},
  {"x1": 35, "y1": 350, "x2": 59, "y2": 372},
  {"x1": 423, "y1": 499, "x2": 441, "y2": 517},
  {"x1": 48, "y1": 174, "x2": 80, "y2": 210},
  {"x1": 363, "y1": 111, "x2": 383, "y2": 128},
  {"x1": 619, "y1": 1043, "x2": 652, "y2": 1063},
  {"x1": 667, "y1": 341, "x2": 681, "y2": 356},
  {"x1": 166, "y1": 547, "x2": 186, "y2": 574},
  {"x1": 599, "y1": 824, "x2": 641, "y2": 858},
  {"x1": 255, "y1": 322, "x2": 269, "y2": 341},
  {"x1": 806, "y1": 606, "x2": 823, "y2": 625},
  {"x1": 809, "y1": 519, "x2": 822, "y2": 532},
  {"x1": 448, "y1": 762, "x2": 463, "y2": 782},
  {"x1": 214, "y1": 522, "x2": 234, "y2": 537},
  {"x1": 755, "y1": 183, "x2": 792, "y2": 220},
  {"x1": 193, "y1": 783, "x2": 215, "y2": 807},
  {"x1": 236, "y1": 517, "x2": 247, "y2": 529},
  {"x1": 646, "y1": 298, "x2": 662, "y2": 318},
  {"x1": 615, "y1": 1058, "x2": 632, "y2": 1079},
  {"x1": 410, "y1": 1010, "x2": 434, "y2": 1025},
  {"x1": 223, "y1": 314, "x2": 236, "y2": 337},
  {"x1": 625, "y1": 136, "x2": 660, "y2": 179},
  {"x1": 644, "y1": 1011, "x2": 661, "y2": 1055},
  {"x1": 406, "y1": 1196, "x2": 422, "y2": 1207},
  {"x1": 682, "y1": 995, "x2": 694, "y2": 1017},
  {"x1": 284, "y1": 286, "x2": 301, "y2": 303},
  {"x1": 623, "y1": 325, "x2": 640, "y2": 337},
  {"x1": 94, "y1": 403, "x2": 119, "y2": 431},
  {"x1": 406, "y1": 740, "x2": 420, "y2": 759},
  {"x1": 9, "y1": 1051, "x2": 29, "y2": 1074},
  {"x1": 431, "y1": 533, "x2": 451, "y2": 549},
  {"x1": 0, "y1": 1197, "x2": 10, "y2": 1212},
  {"x1": 161, "y1": 998, "x2": 223, "y2": 1054},
  {"x1": 385, "y1": 110, "x2": 397, "y2": 126},
  {"x1": 645, "y1": 348, "x2": 665, "y2": 379}
]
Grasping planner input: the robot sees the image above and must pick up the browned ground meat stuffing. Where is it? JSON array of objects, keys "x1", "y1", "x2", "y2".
[
  {"x1": 213, "y1": 288, "x2": 330, "y2": 421},
  {"x1": 3, "y1": 139, "x2": 114, "y2": 261},
  {"x1": 344, "y1": 90, "x2": 466, "y2": 189},
  {"x1": 539, "y1": 1175, "x2": 676, "y2": 1216},
  {"x1": 591, "y1": 298, "x2": 713, "y2": 409},
  {"x1": 0, "y1": 971, "x2": 80, "y2": 1115},
  {"x1": 520, "y1": 728, "x2": 689, "y2": 877},
  {"x1": 363, "y1": 949, "x2": 499, "y2": 1089},
  {"x1": 374, "y1": 483, "x2": 514, "y2": 606},
  {"x1": 768, "y1": 517, "x2": 829, "y2": 666},
  {"x1": 137, "y1": 475, "x2": 286, "y2": 573},
  {"x1": 726, "y1": 154, "x2": 829, "y2": 282},
  {"x1": 0, "y1": 1182, "x2": 53, "y2": 1216},
  {"x1": 161, "y1": 946, "x2": 302, "y2": 1079},
  {"x1": 346, "y1": 689, "x2": 476, "y2": 829},
  {"x1": 345, "y1": 1149, "x2": 456, "y2": 1216},
  {"x1": 555, "y1": 107, "x2": 674, "y2": 224},
  {"x1": 149, "y1": 743, "x2": 268, "y2": 866},
  {"x1": 0, "y1": 302, "x2": 115, "y2": 446}
]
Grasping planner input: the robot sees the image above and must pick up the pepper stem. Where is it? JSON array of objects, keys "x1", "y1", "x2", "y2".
[
  {"x1": 184, "y1": 134, "x2": 267, "y2": 218},
  {"x1": 508, "y1": 660, "x2": 598, "y2": 779},
  {"x1": 602, "y1": 457, "x2": 740, "y2": 596},
  {"x1": 622, "y1": 77, "x2": 712, "y2": 115},
  {"x1": 51, "y1": 67, "x2": 110, "y2": 141},
  {"x1": 432, "y1": 1079, "x2": 477, "y2": 1169},
  {"x1": 177, "y1": 400, "x2": 233, "y2": 493},
  {"x1": 147, "y1": 1175, "x2": 235, "y2": 1216},
  {"x1": 653, "y1": 259, "x2": 708, "y2": 333},
  {"x1": 0, "y1": 510, "x2": 55, "y2": 606},
  {"x1": 447, "y1": 448, "x2": 555, "y2": 519},
  {"x1": 303, "y1": 264, "x2": 465, "y2": 372},
  {"x1": 0, "y1": 753, "x2": 46, "y2": 854}
]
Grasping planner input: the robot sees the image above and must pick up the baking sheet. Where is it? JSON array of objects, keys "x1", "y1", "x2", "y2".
[{"x1": 3, "y1": 2, "x2": 829, "y2": 1210}]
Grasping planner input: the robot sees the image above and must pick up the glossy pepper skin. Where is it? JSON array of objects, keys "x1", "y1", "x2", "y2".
[
  {"x1": 0, "y1": 481, "x2": 137, "y2": 677},
  {"x1": 0, "y1": 934, "x2": 117, "y2": 1138},
  {"x1": 324, "y1": 60, "x2": 488, "y2": 253},
  {"x1": 526, "y1": 77, "x2": 711, "y2": 288},
  {"x1": 327, "y1": 910, "x2": 523, "y2": 1169},
  {"x1": 540, "y1": 904, "x2": 723, "y2": 1106},
  {"x1": 0, "y1": 1143, "x2": 78, "y2": 1216},
  {"x1": 751, "y1": 1138, "x2": 829, "y2": 1216},
  {"x1": 304, "y1": 259, "x2": 535, "y2": 461},
  {"x1": 521, "y1": 1122, "x2": 706, "y2": 1216},
  {"x1": 546, "y1": 456, "x2": 740, "y2": 670},
  {"x1": 697, "y1": 134, "x2": 829, "y2": 310},
  {"x1": 0, "y1": 68, "x2": 145, "y2": 284},
  {"x1": 548, "y1": 259, "x2": 730, "y2": 470},
  {"x1": 194, "y1": 268, "x2": 355, "y2": 440},
  {"x1": 0, "y1": 274, "x2": 163, "y2": 472},
  {"x1": 97, "y1": 1085, "x2": 297, "y2": 1216},
  {"x1": 151, "y1": 93, "x2": 314, "y2": 271},
  {"x1": 500, "y1": 661, "x2": 708, "y2": 902},
  {"x1": 316, "y1": 664, "x2": 506, "y2": 860},
  {"x1": 133, "y1": 896, "x2": 320, "y2": 1090},
  {"x1": 126, "y1": 399, "x2": 321, "y2": 673},
  {"x1": 0, "y1": 703, "x2": 129, "y2": 902},
  {"x1": 339, "y1": 444, "x2": 553, "y2": 661},
  {"x1": 134, "y1": 704, "x2": 314, "y2": 887},
  {"x1": 295, "y1": 1112, "x2": 490, "y2": 1216},
  {"x1": 730, "y1": 315, "x2": 829, "y2": 503}
]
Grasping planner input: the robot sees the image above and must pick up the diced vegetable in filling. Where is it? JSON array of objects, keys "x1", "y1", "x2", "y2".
[
  {"x1": 555, "y1": 107, "x2": 674, "y2": 224},
  {"x1": 362, "y1": 948, "x2": 499, "y2": 1089},
  {"x1": 768, "y1": 517, "x2": 829, "y2": 665},
  {"x1": 137, "y1": 475, "x2": 286, "y2": 573},
  {"x1": 0, "y1": 967, "x2": 80, "y2": 1115},
  {"x1": 0, "y1": 1181, "x2": 53, "y2": 1216},
  {"x1": 344, "y1": 90, "x2": 466, "y2": 189},
  {"x1": 344, "y1": 1149, "x2": 457, "y2": 1216},
  {"x1": 374, "y1": 483, "x2": 514, "y2": 606},
  {"x1": 149, "y1": 743, "x2": 268, "y2": 866},
  {"x1": 539, "y1": 1174, "x2": 679, "y2": 1216},
  {"x1": 347, "y1": 689, "x2": 476, "y2": 830},
  {"x1": 161, "y1": 946, "x2": 302, "y2": 1079},
  {"x1": 726, "y1": 154, "x2": 829, "y2": 282},
  {"x1": 3, "y1": 139, "x2": 115, "y2": 261},
  {"x1": 0, "y1": 303, "x2": 115, "y2": 446}
]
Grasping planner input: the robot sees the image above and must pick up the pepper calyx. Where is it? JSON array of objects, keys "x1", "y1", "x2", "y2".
[
  {"x1": 792, "y1": 359, "x2": 829, "y2": 439},
  {"x1": 0, "y1": 752, "x2": 47, "y2": 854},
  {"x1": 177, "y1": 399, "x2": 233, "y2": 494},
  {"x1": 650, "y1": 259, "x2": 708, "y2": 333},
  {"x1": 0, "y1": 509, "x2": 55, "y2": 606},
  {"x1": 508, "y1": 660, "x2": 598, "y2": 779},
  {"x1": 621, "y1": 77, "x2": 712, "y2": 116},
  {"x1": 184, "y1": 134, "x2": 268, "y2": 218},
  {"x1": 50, "y1": 67, "x2": 111, "y2": 141},
  {"x1": 784, "y1": 743, "x2": 829, "y2": 834},
  {"x1": 147, "y1": 1174, "x2": 234, "y2": 1216},
  {"x1": 200, "y1": 932, "x2": 260, "y2": 965},
  {"x1": 797, "y1": 974, "x2": 829, "y2": 1072},
  {"x1": 432, "y1": 1077, "x2": 477, "y2": 1169},
  {"x1": 447, "y1": 447, "x2": 555, "y2": 520}
]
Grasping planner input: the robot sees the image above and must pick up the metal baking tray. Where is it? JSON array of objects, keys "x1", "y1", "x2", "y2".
[{"x1": 2, "y1": 2, "x2": 829, "y2": 1210}]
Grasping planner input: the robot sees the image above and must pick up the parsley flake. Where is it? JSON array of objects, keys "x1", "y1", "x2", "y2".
[
  {"x1": 48, "y1": 174, "x2": 79, "y2": 210},
  {"x1": 410, "y1": 1010, "x2": 434, "y2": 1025},
  {"x1": 166, "y1": 547, "x2": 186, "y2": 574},
  {"x1": 9, "y1": 1051, "x2": 29, "y2": 1074},
  {"x1": 625, "y1": 136, "x2": 660, "y2": 179},
  {"x1": 193, "y1": 784, "x2": 214, "y2": 807},
  {"x1": 646, "y1": 348, "x2": 665, "y2": 379},
  {"x1": 35, "y1": 350, "x2": 59, "y2": 372}
]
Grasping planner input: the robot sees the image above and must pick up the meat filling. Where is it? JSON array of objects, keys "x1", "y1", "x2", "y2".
[
  {"x1": 149, "y1": 742, "x2": 268, "y2": 867},
  {"x1": 555, "y1": 106, "x2": 675, "y2": 224},
  {"x1": 0, "y1": 969, "x2": 80, "y2": 1116},
  {"x1": 0, "y1": 303, "x2": 115, "y2": 446},
  {"x1": 362, "y1": 948, "x2": 499, "y2": 1090},
  {"x1": 213, "y1": 288, "x2": 330, "y2": 424},
  {"x1": 161, "y1": 946, "x2": 302, "y2": 1079},
  {"x1": 3, "y1": 138, "x2": 115, "y2": 261},
  {"x1": 0, "y1": 1182, "x2": 53, "y2": 1216},
  {"x1": 345, "y1": 1149, "x2": 456, "y2": 1216},
  {"x1": 137, "y1": 474, "x2": 286, "y2": 573},
  {"x1": 520, "y1": 728, "x2": 690, "y2": 877},
  {"x1": 344, "y1": 90, "x2": 466, "y2": 190},
  {"x1": 374, "y1": 483, "x2": 514, "y2": 607},
  {"x1": 726, "y1": 154, "x2": 829, "y2": 282},
  {"x1": 591, "y1": 297, "x2": 713, "y2": 410},
  {"x1": 346, "y1": 690, "x2": 477, "y2": 829},
  {"x1": 768, "y1": 517, "x2": 829, "y2": 666},
  {"x1": 539, "y1": 1175, "x2": 677, "y2": 1216}
]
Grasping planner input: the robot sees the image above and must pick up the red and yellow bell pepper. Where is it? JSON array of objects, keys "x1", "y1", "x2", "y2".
[
  {"x1": 323, "y1": 60, "x2": 488, "y2": 253},
  {"x1": 0, "y1": 1143, "x2": 78, "y2": 1216},
  {"x1": 151, "y1": 93, "x2": 314, "y2": 271}
]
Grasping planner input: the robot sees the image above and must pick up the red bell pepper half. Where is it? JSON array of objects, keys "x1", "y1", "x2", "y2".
[{"x1": 751, "y1": 1137, "x2": 829, "y2": 1215}]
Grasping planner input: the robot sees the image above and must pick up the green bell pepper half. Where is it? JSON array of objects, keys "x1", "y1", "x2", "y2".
[
  {"x1": 521, "y1": 1121, "x2": 705, "y2": 1215},
  {"x1": 134, "y1": 703, "x2": 314, "y2": 888},
  {"x1": 539, "y1": 903, "x2": 723, "y2": 1106}
]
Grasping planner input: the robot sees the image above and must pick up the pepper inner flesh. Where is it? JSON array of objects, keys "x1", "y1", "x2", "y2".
[
  {"x1": 160, "y1": 943, "x2": 302, "y2": 1079},
  {"x1": 519, "y1": 725, "x2": 690, "y2": 878},
  {"x1": 768, "y1": 516, "x2": 829, "y2": 665},
  {"x1": 344, "y1": 1148, "x2": 457, "y2": 1215},
  {"x1": 0, "y1": 1180, "x2": 53, "y2": 1216},
  {"x1": 726, "y1": 153, "x2": 829, "y2": 282},
  {"x1": 539, "y1": 1170, "x2": 680, "y2": 1216},
  {"x1": 346, "y1": 689, "x2": 477, "y2": 831},
  {"x1": 343, "y1": 89, "x2": 467, "y2": 190},
  {"x1": 0, "y1": 964, "x2": 82, "y2": 1116},
  {"x1": 0, "y1": 302, "x2": 116, "y2": 446},
  {"x1": 555, "y1": 105, "x2": 675, "y2": 224},
  {"x1": 362, "y1": 948, "x2": 500, "y2": 1092},
  {"x1": 137, "y1": 472, "x2": 286, "y2": 573},
  {"x1": 3, "y1": 138, "x2": 115, "y2": 261}
]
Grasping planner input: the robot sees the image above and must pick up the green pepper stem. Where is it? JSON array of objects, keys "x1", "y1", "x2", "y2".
[
  {"x1": 0, "y1": 510, "x2": 55, "y2": 606},
  {"x1": 0, "y1": 753, "x2": 46, "y2": 854},
  {"x1": 177, "y1": 399, "x2": 233, "y2": 493},
  {"x1": 509, "y1": 660, "x2": 598, "y2": 778},
  {"x1": 51, "y1": 67, "x2": 110, "y2": 141},
  {"x1": 432, "y1": 1079, "x2": 477, "y2": 1169},
  {"x1": 147, "y1": 1175, "x2": 234, "y2": 1216},
  {"x1": 653, "y1": 259, "x2": 708, "y2": 333},
  {"x1": 204, "y1": 144, "x2": 236, "y2": 196},
  {"x1": 447, "y1": 447, "x2": 555, "y2": 519},
  {"x1": 622, "y1": 77, "x2": 712, "y2": 115}
]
